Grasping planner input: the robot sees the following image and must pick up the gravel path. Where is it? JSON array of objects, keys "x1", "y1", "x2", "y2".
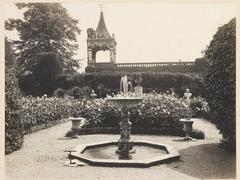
[{"x1": 5, "y1": 119, "x2": 236, "y2": 180}]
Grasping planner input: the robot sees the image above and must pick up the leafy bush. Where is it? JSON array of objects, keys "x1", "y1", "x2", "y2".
[
  {"x1": 62, "y1": 72, "x2": 205, "y2": 98},
  {"x1": 20, "y1": 93, "x2": 206, "y2": 138},
  {"x1": 53, "y1": 88, "x2": 65, "y2": 98},
  {"x1": 80, "y1": 93, "x2": 193, "y2": 136},
  {"x1": 5, "y1": 38, "x2": 24, "y2": 154},
  {"x1": 191, "y1": 129, "x2": 205, "y2": 139},
  {"x1": 18, "y1": 52, "x2": 64, "y2": 96},
  {"x1": 66, "y1": 86, "x2": 92, "y2": 99},
  {"x1": 190, "y1": 97, "x2": 210, "y2": 119},
  {"x1": 20, "y1": 96, "x2": 75, "y2": 132},
  {"x1": 194, "y1": 57, "x2": 207, "y2": 72},
  {"x1": 5, "y1": 68, "x2": 24, "y2": 154},
  {"x1": 204, "y1": 18, "x2": 236, "y2": 149}
]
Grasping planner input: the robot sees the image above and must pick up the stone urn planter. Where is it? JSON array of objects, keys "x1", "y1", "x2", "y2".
[
  {"x1": 69, "y1": 117, "x2": 85, "y2": 138},
  {"x1": 179, "y1": 118, "x2": 195, "y2": 140}
]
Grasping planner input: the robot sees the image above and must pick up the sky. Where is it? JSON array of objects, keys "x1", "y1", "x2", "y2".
[{"x1": 4, "y1": 2, "x2": 236, "y2": 72}]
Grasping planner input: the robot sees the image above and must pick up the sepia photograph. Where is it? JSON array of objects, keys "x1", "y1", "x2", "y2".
[{"x1": 3, "y1": 1, "x2": 237, "y2": 179}]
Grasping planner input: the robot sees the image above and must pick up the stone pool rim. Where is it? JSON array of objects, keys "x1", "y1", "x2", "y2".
[{"x1": 70, "y1": 140, "x2": 180, "y2": 168}]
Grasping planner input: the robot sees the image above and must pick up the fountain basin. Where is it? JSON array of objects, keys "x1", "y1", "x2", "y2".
[
  {"x1": 70, "y1": 141, "x2": 179, "y2": 167},
  {"x1": 107, "y1": 97, "x2": 143, "y2": 108}
]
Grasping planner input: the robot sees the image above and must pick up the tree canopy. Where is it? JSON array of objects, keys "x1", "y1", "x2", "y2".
[{"x1": 5, "y1": 3, "x2": 81, "y2": 73}]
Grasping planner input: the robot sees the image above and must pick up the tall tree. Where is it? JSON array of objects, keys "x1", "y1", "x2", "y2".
[{"x1": 5, "y1": 3, "x2": 81, "y2": 73}]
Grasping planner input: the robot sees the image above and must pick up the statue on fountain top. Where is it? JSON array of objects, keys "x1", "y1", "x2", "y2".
[{"x1": 120, "y1": 75, "x2": 133, "y2": 94}]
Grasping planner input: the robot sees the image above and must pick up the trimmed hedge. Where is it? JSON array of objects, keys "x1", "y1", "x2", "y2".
[
  {"x1": 204, "y1": 18, "x2": 236, "y2": 149},
  {"x1": 5, "y1": 68, "x2": 24, "y2": 154},
  {"x1": 63, "y1": 72, "x2": 205, "y2": 98},
  {"x1": 5, "y1": 38, "x2": 24, "y2": 154}
]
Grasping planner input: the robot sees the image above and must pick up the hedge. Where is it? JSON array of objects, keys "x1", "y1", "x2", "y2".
[
  {"x1": 204, "y1": 18, "x2": 236, "y2": 150},
  {"x1": 5, "y1": 68, "x2": 24, "y2": 154},
  {"x1": 18, "y1": 71, "x2": 205, "y2": 98},
  {"x1": 5, "y1": 38, "x2": 24, "y2": 154},
  {"x1": 61, "y1": 72, "x2": 206, "y2": 98}
]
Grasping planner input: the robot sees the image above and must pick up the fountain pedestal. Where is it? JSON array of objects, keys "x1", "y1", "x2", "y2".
[
  {"x1": 116, "y1": 108, "x2": 135, "y2": 155},
  {"x1": 107, "y1": 97, "x2": 143, "y2": 157}
]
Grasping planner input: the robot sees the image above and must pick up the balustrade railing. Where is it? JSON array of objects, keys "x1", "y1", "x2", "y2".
[{"x1": 86, "y1": 61, "x2": 197, "y2": 73}]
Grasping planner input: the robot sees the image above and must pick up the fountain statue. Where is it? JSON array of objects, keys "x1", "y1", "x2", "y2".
[{"x1": 107, "y1": 75, "x2": 142, "y2": 157}]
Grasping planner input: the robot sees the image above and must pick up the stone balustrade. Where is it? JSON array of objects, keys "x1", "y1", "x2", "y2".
[{"x1": 86, "y1": 61, "x2": 198, "y2": 73}]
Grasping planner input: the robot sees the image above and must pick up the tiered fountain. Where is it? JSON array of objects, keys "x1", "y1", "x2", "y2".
[
  {"x1": 107, "y1": 75, "x2": 143, "y2": 157},
  {"x1": 69, "y1": 75, "x2": 180, "y2": 167}
]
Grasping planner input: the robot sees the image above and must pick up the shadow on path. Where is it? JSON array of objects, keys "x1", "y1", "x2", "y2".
[{"x1": 167, "y1": 143, "x2": 236, "y2": 179}]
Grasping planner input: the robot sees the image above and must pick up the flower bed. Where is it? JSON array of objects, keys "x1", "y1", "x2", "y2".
[
  {"x1": 20, "y1": 93, "x2": 204, "y2": 138},
  {"x1": 20, "y1": 96, "x2": 81, "y2": 133},
  {"x1": 79, "y1": 93, "x2": 196, "y2": 136}
]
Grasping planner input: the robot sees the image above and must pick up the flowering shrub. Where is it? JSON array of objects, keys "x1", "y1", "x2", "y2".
[
  {"x1": 190, "y1": 96, "x2": 210, "y2": 119},
  {"x1": 65, "y1": 86, "x2": 92, "y2": 99},
  {"x1": 80, "y1": 93, "x2": 193, "y2": 135},
  {"x1": 20, "y1": 93, "x2": 204, "y2": 137},
  {"x1": 53, "y1": 88, "x2": 65, "y2": 98},
  {"x1": 21, "y1": 96, "x2": 75, "y2": 132}
]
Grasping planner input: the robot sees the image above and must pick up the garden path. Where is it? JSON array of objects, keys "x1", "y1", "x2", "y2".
[{"x1": 5, "y1": 119, "x2": 235, "y2": 180}]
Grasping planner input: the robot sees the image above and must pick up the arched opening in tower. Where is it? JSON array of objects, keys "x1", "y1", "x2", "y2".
[{"x1": 96, "y1": 50, "x2": 110, "y2": 63}]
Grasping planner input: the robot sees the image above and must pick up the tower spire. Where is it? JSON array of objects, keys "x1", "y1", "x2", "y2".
[
  {"x1": 96, "y1": 4, "x2": 110, "y2": 38},
  {"x1": 99, "y1": 4, "x2": 104, "y2": 12}
]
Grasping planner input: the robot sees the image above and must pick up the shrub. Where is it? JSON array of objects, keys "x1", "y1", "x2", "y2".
[
  {"x1": 5, "y1": 38, "x2": 24, "y2": 154},
  {"x1": 20, "y1": 96, "x2": 75, "y2": 132},
  {"x1": 53, "y1": 88, "x2": 65, "y2": 98},
  {"x1": 204, "y1": 18, "x2": 236, "y2": 149},
  {"x1": 5, "y1": 68, "x2": 24, "y2": 154},
  {"x1": 66, "y1": 86, "x2": 92, "y2": 99},
  {"x1": 80, "y1": 93, "x2": 193, "y2": 136},
  {"x1": 62, "y1": 72, "x2": 205, "y2": 98},
  {"x1": 190, "y1": 97, "x2": 210, "y2": 119},
  {"x1": 20, "y1": 93, "x2": 206, "y2": 138},
  {"x1": 194, "y1": 57, "x2": 207, "y2": 72},
  {"x1": 18, "y1": 52, "x2": 64, "y2": 96},
  {"x1": 191, "y1": 129, "x2": 205, "y2": 139}
]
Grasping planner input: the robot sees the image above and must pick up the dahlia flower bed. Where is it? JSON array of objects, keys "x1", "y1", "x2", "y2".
[
  {"x1": 20, "y1": 96, "x2": 81, "y2": 132},
  {"x1": 20, "y1": 93, "x2": 197, "y2": 136},
  {"x1": 80, "y1": 93, "x2": 193, "y2": 135}
]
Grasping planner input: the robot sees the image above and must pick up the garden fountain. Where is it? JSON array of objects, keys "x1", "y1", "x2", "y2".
[
  {"x1": 68, "y1": 75, "x2": 180, "y2": 167},
  {"x1": 107, "y1": 75, "x2": 143, "y2": 157}
]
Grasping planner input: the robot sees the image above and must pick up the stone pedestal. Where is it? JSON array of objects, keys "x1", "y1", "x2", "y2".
[
  {"x1": 116, "y1": 108, "x2": 135, "y2": 155},
  {"x1": 70, "y1": 117, "x2": 84, "y2": 138},
  {"x1": 180, "y1": 118, "x2": 195, "y2": 140}
]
